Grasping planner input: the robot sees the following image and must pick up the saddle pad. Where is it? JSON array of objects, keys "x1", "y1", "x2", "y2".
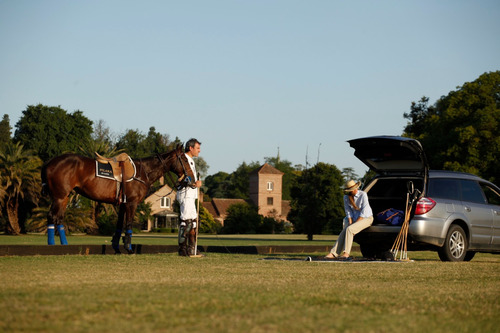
[{"x1": 96, "y1": 161, "x2": 115, "y2": 180}]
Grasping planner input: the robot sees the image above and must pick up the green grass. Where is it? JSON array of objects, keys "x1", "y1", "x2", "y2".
[
  {"x1": 0, "y1": 233, "x2": 335, "y2": 246},
  {"x1": 0, "y1": 249, "x2": 499, "y2": 332}
]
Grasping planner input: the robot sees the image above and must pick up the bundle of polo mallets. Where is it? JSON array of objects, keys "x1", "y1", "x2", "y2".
[{"x1": 391, "y1": 181, "x2": 420, "y2": 261}]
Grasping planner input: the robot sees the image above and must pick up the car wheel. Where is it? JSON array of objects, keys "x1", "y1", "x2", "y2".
[
  {"x1": 464, "y1": 251, "x2": 476, "y2": 261},
  {"x1": 438, "y1": 225, "x2": 468, "y2": 262}
]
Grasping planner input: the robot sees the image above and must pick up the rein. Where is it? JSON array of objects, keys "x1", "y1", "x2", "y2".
[{"x1": 156, "y1": 150, "x2": 194, "y2": 191}]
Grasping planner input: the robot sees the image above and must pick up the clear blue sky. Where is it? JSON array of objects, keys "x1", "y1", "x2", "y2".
[{"x1": 1, "y1": 1, "x2": 499, "y2": 178}]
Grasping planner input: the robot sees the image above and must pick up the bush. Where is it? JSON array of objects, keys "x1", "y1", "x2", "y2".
[
  {"x1": 199, "y1": 206, "x2": 222, "y2": 234},
  {"x1": 222, "y1": 203, "x2": 261, "y2": 234},
  {"x1": 97, "y1": 213, "x2": 116, "y2": 236}
]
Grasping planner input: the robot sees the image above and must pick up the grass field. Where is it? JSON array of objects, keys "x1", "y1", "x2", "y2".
[{"x1": 0, "y1": 235, "x2": 499, "y2": 332}]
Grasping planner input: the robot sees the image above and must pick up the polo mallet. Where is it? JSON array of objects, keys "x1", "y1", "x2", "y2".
[
  {"x1": 191, "y1": 172, "x2": 203, "y2": 258},
  {"x1": 391, "y1": 181, "x2": 417, "y2": 261}
]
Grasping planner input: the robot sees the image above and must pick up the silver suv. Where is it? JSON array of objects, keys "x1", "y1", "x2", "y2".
[{"x1": 349, "y1": 136, "x2": 500, "y2": 261}]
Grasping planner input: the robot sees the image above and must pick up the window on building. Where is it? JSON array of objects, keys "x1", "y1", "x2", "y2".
[
  {"x1": 267, "y1": 197, "x2": 273, "y2": 205},
  {"x1": 267, "y1": 181, "x2": 274, "y2": 191},
  {"x1": 160, "y1": 197, "x2": 171, "y2": 208}
]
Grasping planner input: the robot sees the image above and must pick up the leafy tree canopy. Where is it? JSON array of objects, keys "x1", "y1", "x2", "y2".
[
  {"x1": 204, "y1": 171, "x2": 231, "y2": 199},
  {"x1": 0, "y1": 114, "x2": 12, "y2": 151},
  {"x1": 14, "y1": 104, "x2": 93, "y2": 162},
  {"x1": 222, "y1": 203, "x2": 261, "y2": 234},
  {"x1": 404, "y1": 71, "x2": 500, "y2": 184},
  {"x1": 288, "y1": 162, "x2": 345, "y2": 237}
]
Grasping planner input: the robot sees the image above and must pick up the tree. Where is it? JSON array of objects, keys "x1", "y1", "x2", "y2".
[
  {"x1": 288, "y1": 162, "x2": 345, "y2": 239},
  {"x1": 0, "y1": 142, "x2": 42, "y2": 234},
  {"x1": 143, "y1": 127, "x2": 172, "y2": 154},
  {"x1": 228, "y1": 161, "x2": 261, "y2": 199},
  {"x1": 92, "y1": 119, "x2": 116, "y2": 145},
  {"x1": 404, "y1": 71, "x2": 500, "y2": 184},
  {"x1": 341, "y1": 167, "x2": 359, "y2": 183},
  {"x1": 14, "y1": 104, "x2": 93, "y2": 162},
  {"x1": 0, "y1": 114, "x2": 12, "y2": 151},
  {"x1": 204, "y1": 171, "x2": 231, "y2": 199},
  {"x1": 222, "y1": 203, "x2": 261, "y2": 234},
  {"x1": 115, "y1": 129, "x2": 147, "y2": 157}
]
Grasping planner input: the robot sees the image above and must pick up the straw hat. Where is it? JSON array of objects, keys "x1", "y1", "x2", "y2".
[{"x1": 344, "y1": 180, "x2": 361, "y2": 193}]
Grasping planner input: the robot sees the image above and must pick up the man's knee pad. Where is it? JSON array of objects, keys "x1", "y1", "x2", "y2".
[
  {"x1": 179, "y1": 220, "x2": 195, "y2": 243},
  {"x1": 178, "y1": 221, "x2": 187, "y2": 244}
]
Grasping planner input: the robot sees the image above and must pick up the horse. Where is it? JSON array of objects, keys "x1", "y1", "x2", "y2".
[{"x1": 41, "y1": 145, "x2": 195, "y2": 253}]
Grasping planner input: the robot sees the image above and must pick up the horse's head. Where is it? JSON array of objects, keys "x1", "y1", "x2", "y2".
[{"x1": 162, "y1": 144, "x2": 196, "y2": 189}]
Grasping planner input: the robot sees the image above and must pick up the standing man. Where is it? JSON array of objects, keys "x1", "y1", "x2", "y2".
[{"x1": 177, "y1": 138, "x2": 203, "y2": 256}]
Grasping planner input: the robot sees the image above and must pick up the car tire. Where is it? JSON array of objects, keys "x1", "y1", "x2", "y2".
[
  {"x1": 438, "y1": 225, "x2": 468, "y2": 262},
  {"x1": 464, "y1": 251, "x2": 476, "y2": 261}
]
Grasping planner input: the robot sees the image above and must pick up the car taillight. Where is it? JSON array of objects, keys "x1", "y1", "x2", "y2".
[{"x1": 414, "y1": 197, "x2": 436, "y2": 215}]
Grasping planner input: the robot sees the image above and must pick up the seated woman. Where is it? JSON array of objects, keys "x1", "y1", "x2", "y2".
[{"x1": 325, "y1": 180, "x2": 374, "y2": 260}]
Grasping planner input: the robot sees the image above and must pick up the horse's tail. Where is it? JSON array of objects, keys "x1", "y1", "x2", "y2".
[{"x1": 41, "y1": 163, "x2": 50, "y2": 196}]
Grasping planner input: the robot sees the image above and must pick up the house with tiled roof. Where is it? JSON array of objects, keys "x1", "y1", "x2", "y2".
[
  {"x1": 143, "y1": 183, "x2": 178, "y2": 231},
  {"x1": 201, "y1": 198, "x2": 247, "y2": 225}
]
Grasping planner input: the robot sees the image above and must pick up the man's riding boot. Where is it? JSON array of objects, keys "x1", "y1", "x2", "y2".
[{"x1": 188, "y1": 228, "x2": 197, "y2": 255}]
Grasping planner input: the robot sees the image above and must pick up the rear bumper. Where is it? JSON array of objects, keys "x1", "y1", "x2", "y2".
[
  {"x1": 354, "y1": 220, "x2": 446, "y2": 248},
  {"x1": 409, "y1": 217, "x2": 446, "y2": 247}
]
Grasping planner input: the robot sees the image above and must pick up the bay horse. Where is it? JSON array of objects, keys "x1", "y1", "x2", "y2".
[{"x1": 41, "y1": 145, "x2": 195, "y2": 253}]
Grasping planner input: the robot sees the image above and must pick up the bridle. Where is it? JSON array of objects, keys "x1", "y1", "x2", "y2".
[{"x1": 156, "y1": 149, "x2": 195, "y2": 190}]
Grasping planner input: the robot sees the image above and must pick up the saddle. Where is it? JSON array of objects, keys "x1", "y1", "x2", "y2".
[
  {"x1": 95, "y1": 152, "x2": 137, "y2": 205},
  {"x1": 95, "y1": 152, "x2": 136, "y2": 182}
]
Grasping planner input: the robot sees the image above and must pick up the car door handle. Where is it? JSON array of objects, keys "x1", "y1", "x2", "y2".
[
  {"x1": 464, "y1": 206, "x2": 472, "y2": 212},
  {"x1": 494, "y1": 210, "x2": 500, "y2": 216}
]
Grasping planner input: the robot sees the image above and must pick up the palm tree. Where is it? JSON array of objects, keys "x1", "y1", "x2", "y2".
[{"x1": 0, "y1": 142, "x2": 42, "y2": 234}]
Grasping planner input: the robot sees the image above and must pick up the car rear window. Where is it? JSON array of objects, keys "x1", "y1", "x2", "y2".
[
  {"x1": 460, "y1": 180, "x2": 487, "y2": 204},
  {"x1": 428, "y1": 178, "x2": 488, "y2": 204},
  {"x1": 427, "y1": 178, "x2": 461, "y2": 200}
]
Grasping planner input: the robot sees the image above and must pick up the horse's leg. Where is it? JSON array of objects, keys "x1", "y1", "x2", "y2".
[
  {"x1": 122, "y1": 203, "x2": 138, "y2": 254},
  {"x1": 47, "y1": 197, "x2": 69, "y2": 245},
  {"x1": 112, "y1": 205, "x2": 125, "y2": 254},
  {"x1": 58, "y1": 224, "x2": 68, "y2": 245}
]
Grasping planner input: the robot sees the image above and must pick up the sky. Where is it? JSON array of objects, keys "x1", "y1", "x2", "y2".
[{"x1": 1, "y1": 0, "x2": 499, "y2": 178}]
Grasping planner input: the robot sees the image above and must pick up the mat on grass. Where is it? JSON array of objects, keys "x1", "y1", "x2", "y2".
[{"x1": 260, "y1": 256, "x2": 414, "y2": 263}]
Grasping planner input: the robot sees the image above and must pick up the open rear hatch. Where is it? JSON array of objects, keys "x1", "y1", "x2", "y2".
[{"x1": 348, "y1": 136, "x2": 428, "y2": 176}]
